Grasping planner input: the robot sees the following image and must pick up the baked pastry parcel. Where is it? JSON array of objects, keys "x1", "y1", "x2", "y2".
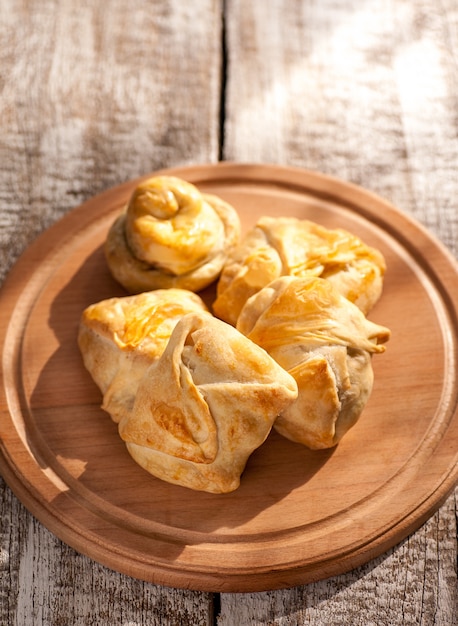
[
  {"x1": 213, "y1": 216, "x2": 386, "y2": 326},
  {"x1": 79, "y1": 299, "x2": 298, "y2": 493},
  {"x1": 119, "y1": 312, "x2": 297, "y2": 493},
  {"x1": 236, "y1": 276, "x2": 390, "y2": 450},
  {"x1": 78, "y1": 288, "x2": 208, "y2": 423},
  {"x1": 105, "y1": 176, "x2": 240, "y2": 293}
]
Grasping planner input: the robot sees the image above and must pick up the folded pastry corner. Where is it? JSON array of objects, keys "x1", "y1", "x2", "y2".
[
  {"x1": 118, "y1": 311, "x2": 298, "y2": 493},
  {"x1": 213, "y1": 216, "x2": 386, "y2": 326},
  {"x1": 104, "y1": 176, "x2": 241, "y2": 293},
  {"x1": 78, "y1": 288, "x2": 208, "y2": 423},
  {"x1": 237, "y1": 276, "x2": 390, "y2": 450}
]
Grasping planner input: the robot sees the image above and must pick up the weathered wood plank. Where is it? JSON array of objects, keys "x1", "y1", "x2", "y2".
[
  {"x1": 1, "y1": 0, "x2": 457, "y2": 623},
  {"x1": 222, "y1": 0, "x2": 458, "y2": 623},
  {"x1": 1, "y1": 494, "x2": 214, "y2": 626},
  {"x1": 0, "y1": 0, "x2": 223, "y2": 284},
  {"x1": 0, "y1": 1, "x2": 222, "y2": 624},
  {"x1": 218, "y1": 492, "x2": 458, "y2": 625},
  {"x1": 224, "y1": 0, "x2": 458, "y2": 256}
]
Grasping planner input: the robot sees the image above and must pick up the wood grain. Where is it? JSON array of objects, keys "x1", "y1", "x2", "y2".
[
  {"x1": 0, "y1": 0, "x2": 457, "y2": 624},
  {"x1": 0, "y1": 1, "x2": 222, "y2": 624},
  {"x1": 0, "y1": 0, "x2": 223, "y2": 285},
  {"x1": 1, "y1": 163, "x2": 456, "y2": 593},
  {"x1": 221, "y1": 0, "x2": 458, "y2": 623}
]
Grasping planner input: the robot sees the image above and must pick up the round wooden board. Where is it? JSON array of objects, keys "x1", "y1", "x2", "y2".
[{"x1": 0, "y1": 163, "x2": 457, "y2": 593}]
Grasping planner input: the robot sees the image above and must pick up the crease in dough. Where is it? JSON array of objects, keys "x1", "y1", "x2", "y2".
[
  {"x1": 118, "y1": 311, "x2": 298, "y2": 493},
  {"x1": 104, "y1": 176, "x2": 240, "y2": 293},
  {"x1": 214, "y1": 216, "x2": 386, "y2": 326},
  {"x1": 237, "y1": 276, "x2": 390, "y2": 450},
  {"x1": 78, "y1": 288, "x2": 208, "y2": 423}
]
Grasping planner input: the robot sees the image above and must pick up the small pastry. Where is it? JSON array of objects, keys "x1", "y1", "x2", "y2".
[
  {"x1": 236, "y1": 276, "x2": 390, "y2": 450},
  {"x1": 213, "y1": 216, "x2": 386, "y2": 326},
  {"x1": 78, "y1": 288, "x2": 208, "y2": 422},
  {"x1": 118, "y1": 311, "x2": 298, "y2": 493},
  {"x1": 105, "y1": 176, "x2": 240, "y2": 293}
]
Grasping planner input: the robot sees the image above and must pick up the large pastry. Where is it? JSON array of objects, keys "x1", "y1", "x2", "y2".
[
  {"x1": 105, "y1": 176, "x2": 240, "y2": 293},
  {"x1": 78, "y1": 288, "x2": 208, "y2": 423},
  {"x1": 236, "y1": 276, "x2": 390, "y2": 450},
  {"x1": 213, "y1": 216, "x2": 386, "y2": 326},
  {"x1": 118, "y1": 311, "x2": 298, "y2": 493}
]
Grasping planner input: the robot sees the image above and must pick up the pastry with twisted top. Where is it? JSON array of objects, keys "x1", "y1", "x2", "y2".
[
  {"x1": 213, "y1": 216, "x2": 386, "y2": 326},
  {"x1": 237, "y1": 276, "x2": 390, "y2": 450},
  {"x1": 105, "y1": 176, "x2": 241, "y2": 293}
]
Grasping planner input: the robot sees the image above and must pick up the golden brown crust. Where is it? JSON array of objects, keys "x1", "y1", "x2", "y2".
[
  {"x1": 104, "y1": 176, "x2": 240, "y2": 293},
  {"x1": 78, "y1": 289, "x2": 208, "y2": 423},
  {"x1": 81, "y1": 199, "x2": 392, "y2": 487},
  {"x1": 213, "y1": 216, "x2": 386, "y2": 326},
  {"x1": 236, "y1": 276, "x2": 390, "y2": 449},
  {"x1": 118, "y1": 311, "x2": 298, "y2": 493}
]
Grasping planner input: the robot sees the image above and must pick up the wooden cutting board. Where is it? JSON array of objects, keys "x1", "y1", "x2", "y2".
[{"x1": 0, "y1": 163, "x2": 457, "y2": 593}]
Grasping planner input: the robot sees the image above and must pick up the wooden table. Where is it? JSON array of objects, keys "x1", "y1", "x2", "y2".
[{"x1": 1, "y1": 1, "x2": 457, "y2": 624}]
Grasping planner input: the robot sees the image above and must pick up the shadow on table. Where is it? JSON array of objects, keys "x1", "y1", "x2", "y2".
[{"x1": 27, "y1": 246, "x2": 336, "y2": 570}]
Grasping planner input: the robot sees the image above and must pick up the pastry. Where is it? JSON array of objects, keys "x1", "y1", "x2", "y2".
[
  {"x1": 213, "y1": 216, "x2": 386, "y2": 326},
  {"x1": 78, "y1": 288, "x2": 208, "y2": 423},
  {"x1": 105, "y1": 176, "x2": 240, "y2": 293},
  {"x1": 118, "y1": 311, "x2": 298, "y2": 493},
  {"x1": 236, "y1": 276, "x2": 390, "y2": 449}
]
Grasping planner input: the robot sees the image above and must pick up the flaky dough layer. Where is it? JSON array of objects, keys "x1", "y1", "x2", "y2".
[
  {"x1": 237, "y1": 276, "x2": 390, "y2": 449},
  {"x1": 214, "y1": 216, "x2": 386, "y2": 326}
]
